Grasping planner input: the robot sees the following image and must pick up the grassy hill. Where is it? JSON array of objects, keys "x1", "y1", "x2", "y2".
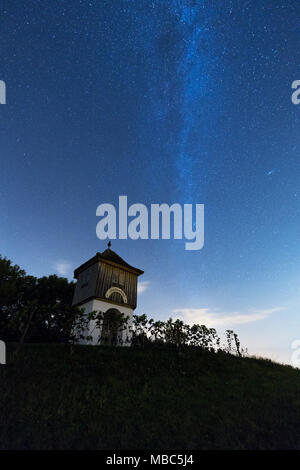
[{"x1": 1, "y1": 343, "x2": 300, "y2": 450}]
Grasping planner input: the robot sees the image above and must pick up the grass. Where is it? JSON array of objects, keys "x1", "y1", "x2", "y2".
[{"x1": 1, "y1": 343, "x2": 300, "y2": 449}]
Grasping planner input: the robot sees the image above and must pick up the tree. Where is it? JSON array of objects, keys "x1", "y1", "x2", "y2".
[
  {"x1": 0, "y1": 255, "x2": 34, "y2": 341},
  {"x1": 163, "y1": 318, "x2": 189, "y2": 347},
  {"x1": 27, "y1": 275, "x2": 78, "y2": 343},
  {"x1": 0, "y1": 255, "x2": 81, "y2": 345},
  {"x1": 225, "y1": 330, "x2": 247, "y2": 357}
]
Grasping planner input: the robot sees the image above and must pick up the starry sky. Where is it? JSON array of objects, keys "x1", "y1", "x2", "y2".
[{"x1": 1, "y1": 0, "x2": 300, "y2": 364}]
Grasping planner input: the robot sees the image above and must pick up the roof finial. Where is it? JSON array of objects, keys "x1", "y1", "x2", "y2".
[{"x1": 107, "y1": 240, "x2": 111, "y2": 248}]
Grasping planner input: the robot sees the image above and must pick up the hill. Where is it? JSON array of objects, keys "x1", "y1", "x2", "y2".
[{"x1": 1, "y1": 343, "x2": 300, "y2": 450}]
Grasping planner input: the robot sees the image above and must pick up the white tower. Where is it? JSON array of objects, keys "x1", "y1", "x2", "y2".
[{"x1": 72, "y1": 243, "x2": 144, "y2": 345}]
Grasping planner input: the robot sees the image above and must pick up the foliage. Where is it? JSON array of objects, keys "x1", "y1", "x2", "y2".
[
  {"x1": 0, "y1": 255, "x2": 81, "y2": 344},
  {"x1": 130, "y1": 314, "x2": 241, "y2": 356},
  {"x1": 71, "y1": 309, "x2": 131, "y2": 348},
  {"x1": 225, "y1": 329, "x2": 248, "y2": 357}
]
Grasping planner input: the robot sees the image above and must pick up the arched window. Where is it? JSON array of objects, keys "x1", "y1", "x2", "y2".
[{"x1": 101, "y1": 308, "x2": 122, "y2": 346}]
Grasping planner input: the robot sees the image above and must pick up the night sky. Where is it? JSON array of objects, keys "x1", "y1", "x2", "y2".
[{"x1": 1, "y1": 0, "x2": 300, "y2": 363}]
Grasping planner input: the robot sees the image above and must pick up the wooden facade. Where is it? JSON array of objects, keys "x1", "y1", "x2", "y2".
[{"x1": 72, "y1": 248, "x2": 143, "y2": 310}]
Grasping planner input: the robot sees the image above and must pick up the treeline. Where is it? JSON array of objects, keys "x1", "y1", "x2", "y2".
[
  {"x1": 0, "y1": 255, "x2": 246, "y2": 356},
  {"x1": 0, "y1": 255, "x2": 78, "y2": 343},
  {"x1": 132, "y1": 315, "x2": 245, "y2": 355},
  {"x1": 72, "y1": 311, "x2": 246, "y2": 356}
]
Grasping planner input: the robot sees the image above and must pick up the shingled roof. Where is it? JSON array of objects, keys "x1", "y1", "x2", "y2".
[
  {"x1": 74, "y1": 246, "x2": 144, "y2": 278},
  {"x1": 100, "y1": 248, "x2": 130, "y2": 268}
]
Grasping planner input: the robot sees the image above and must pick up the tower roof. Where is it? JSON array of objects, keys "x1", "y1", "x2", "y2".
[
  {"x1": 74, "y1": 246, "x2": 144, "y2": 278},
  {"x1": 100, "y1": 248, "x2": 135, "y2": 269}
]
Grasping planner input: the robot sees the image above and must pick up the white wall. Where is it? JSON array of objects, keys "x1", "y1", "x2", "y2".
[{"x1": 77, "y1": 298, "x2": 134, "y2": 346}]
